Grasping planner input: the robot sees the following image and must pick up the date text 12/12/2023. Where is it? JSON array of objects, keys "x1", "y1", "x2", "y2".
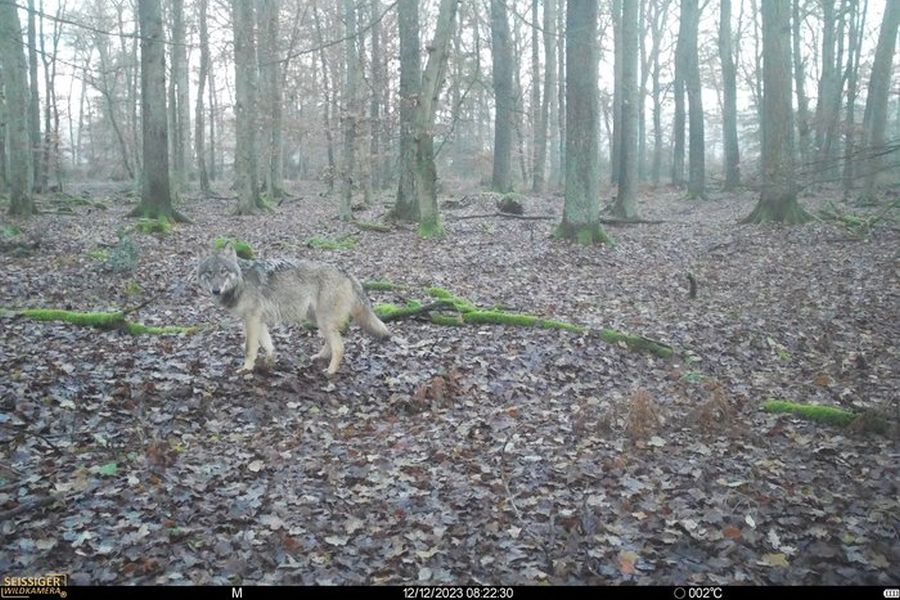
[{"x1": 402, "y1": 587, "x2": 514, "y2": 599}]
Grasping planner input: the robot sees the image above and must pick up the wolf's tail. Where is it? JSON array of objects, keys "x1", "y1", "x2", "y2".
[{"x1": 350, "y1": 276, "x2": 391, "y2": 339}]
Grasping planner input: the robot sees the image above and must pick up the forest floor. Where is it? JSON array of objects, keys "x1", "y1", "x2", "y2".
[{"x1": 0, "y1": 182, "x2": 897, "y2": 585}]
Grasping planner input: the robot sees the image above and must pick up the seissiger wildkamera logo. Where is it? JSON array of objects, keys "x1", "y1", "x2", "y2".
[{"x1": 1, "y1": 574, "x2": 67, "y2": 599}]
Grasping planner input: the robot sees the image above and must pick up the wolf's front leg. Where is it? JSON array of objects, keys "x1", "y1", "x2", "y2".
[
  {"x1": 259, "y1": 323, "x2": 276, "y2": 367},
  {"x1": 238, "y1": 317, "x2": 262, "y2": 373}
]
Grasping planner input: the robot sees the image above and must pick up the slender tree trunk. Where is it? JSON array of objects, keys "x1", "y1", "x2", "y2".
[
  {"x1": 27, "y1": 0, "x2": 42, "y2": 193},
  {"x1": 490, "y1": 0, "x2": 513, "y2": 192},
  {"x1": 841, "y1": 0, "x2": 865, "y2": 192},
  {"x1": 558, "y1": 0, "x2": 609, "y2": 245},
  {"x1": 720, "y1": 0, "x2": 741, "y2": 189},
  {"x1": 683, "y1": 0, "x2": 705, "y2": 198},
  {"x1": 0, "y1": 0, "x2": 34, "y2": 215},
  {"x1": 533, "y1": 0, "x2": 555, "y2": 193},
  {"x1": 172, "y1": 0, "x2": 189, "y2": 186},
  {"x1": 392, "y1": 0, "x2": 422, "y2": 221},
  {"x1": 312, "y1": 3, "x2": 337, "y2": 193},
  {"x1": 512, "y1": 16, "x2": 529, "y2": 186},
  {"x1": 554, "y1": 1, "x2": 566, "y2": 189},
  {"x1": 613, "y1": 0, "x2": 639, "y2": 218},
  {"x1": 860, "y1": 0, "x2": 900, "y2": 201},
  {"x1": 743, "y1": 0, "x2": 810, "y2": 224},
  {"x1": 339, "y1": 0, "x2": 360, "y2": 220},
  {"x1": 208, "y1": 58, "x2": 217, "y2": 181},
  {"x1": 792, "y1": 0, "x2": 811, "y2": 169},
  {"x1": 610, "y1": 0, "x2": 622, "y2": 185},
  {"x1": 131, "y1": 0, "x2": 184, "y2": 221},
  {"x1": 195, "y1": 0, "x2": 210, "y2": 194},
  {"x1": 672, "y1": 3, "x2": 687, "y2": 187},
  {"x1": 259, "y1": 0, "x2": 284, "y2": 199},
  {"x1": 529, "y1": 0, "x2": 544, "y2": 192},
  {"x1": 370, "y1": 0, "x2": 384, "y2": 189},
  {"x1": 412, "y1": 0, "x2": 458, "y2": 237},
  {"x1": 232, "y1": 0, "x2": 262, "y2": 214}
]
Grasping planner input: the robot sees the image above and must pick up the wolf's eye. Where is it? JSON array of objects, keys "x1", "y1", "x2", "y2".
[{"x1": 219, "y1": 268, "x2": 228, "y2": 275}]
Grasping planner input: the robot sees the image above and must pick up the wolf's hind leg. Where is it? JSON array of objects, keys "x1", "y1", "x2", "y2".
[
  {"x1": 312, "y1": 339, "x2": 331, "y2": 362},
  {"x1": 321, "y1": 327, "x2": 344, "y2": 376},
  {"x1": 238, "y1": 317, "x2": 262, "y2": 373},
  {"x1": 260, "y1": 323, "x2": 276, "y2": 367}
]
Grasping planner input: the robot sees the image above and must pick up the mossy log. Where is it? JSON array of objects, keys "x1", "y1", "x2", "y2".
[
  {"x1": 353, "y1": 220, "x2": 394, "y2": 233},
  {"x1": 8, "y1": 308, "x2": 196, "y2": 335},
  {"x1": 375, "y1": 287, "x2": 673, "y2": 358}
]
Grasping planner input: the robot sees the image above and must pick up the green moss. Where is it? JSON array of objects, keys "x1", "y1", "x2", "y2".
[
  {"x1": 306, "y1": 235, "x2": 357, "y2": 250},
  {"x1": 761, "y1": 400, "x2": 857, "y2": 427},
  {"x1": 214, "y1": 237, "x2": 255, "y2": 259},
  {"x1": 599, "y1": 329, "x2": 674, "y2": 358},
  {"x1": 20, "y1": 309, "x2": 125, "y2": 329},
  {"x1": 87, "y1": 248, "x2": 109, "y2": 261},
  {"x1": 14, "y1": 308, "x2": 196, "y2": 335},
  {"x1": 554, "y1": 222, "x2": 613, "y2": 246},
  {"x1": 459, "y1": 310, "x2": 585, "y2": 333},
  {"x1": 374, "y1": 302, "x2": 424, "y2": 320},
  {"x1": 429, "y1": 314, "x2": 465, "y2": 326},
  {"x1": 1, "y1": 224, "x2": 22, "y2": 238},
  {"x1": 417, "y1": 216, "x2": 445, "y2": 239},
  {"x1": 426, "y1": 287, "x2": 477, "y2": 313},
  {"x1": 122, "y1": 281, "x2": 142, "y2": 296},
  {"x1": 134, "y1": 216, "x2": 172, "y2": 235},
  {"x1": 364, "y1": 279, "x2": 400, "y2": 292}
]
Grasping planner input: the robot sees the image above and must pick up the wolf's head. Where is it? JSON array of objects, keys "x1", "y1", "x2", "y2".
[{"x1": 197, "y1": 244, "x2": 242, "y2": 300}]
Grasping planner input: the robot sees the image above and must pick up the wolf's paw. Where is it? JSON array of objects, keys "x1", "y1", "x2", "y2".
[{"x1": 237, "y1": 364, "x2": 256, "y2": 375}]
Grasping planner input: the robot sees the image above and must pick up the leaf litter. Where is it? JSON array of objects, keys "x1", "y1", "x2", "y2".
[{"x1": 0, "y1": 183, "x2": 897, "y2": 585}]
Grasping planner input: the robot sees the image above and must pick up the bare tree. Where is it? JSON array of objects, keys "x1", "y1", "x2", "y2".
[
  {"x1": 557, "y1": 0, "x2": 610, "y2": 244},
  {"x1": 195, "y1": 0, "x2": 210, "y2": 194},
  {"x1": 130, "y1": 0, "x2": 185, "y2": 221},
  {"x1": 171, "y1": 0, "x2": 190, "y2": 187},
  {"x1": 490, "y1": 0, "x2": 513, "y2": 192},
  {"x1": 720, "y1": 0, "x2": 741, "y2": 189},
  {"x1": 792, "y1": 0, "x2": 812, "y2": 167},
  {"x1": 859, "y1": 0, "x2": 899, "y2": 201},
  {"x1": 232, "y1": 0, "x2": 264, "y2": 214},
  {"x1": 27, "y1": 0, "x2": 42, "y2": 192},
  {"x1": 743, "y1": 0, "x2": 810, "y2": 224},
  {"x1": 258, "y1": 0, "x2": 283, "y2": 200},
  {"x1": 392, "y1": 0, "x2": 421, "y2": 221},
  {"x1": 613, "y1": 0, "x2": 639, "y2": 218},
  {"x1": 0, "y1": 0, "x2": 33, "y2": 215},
  {"x1": 410, "y1": 0, "x2": 458, "y2": 237},
  {"x1": 683, "y1": 0, "x2": 705, "y2": 198}
]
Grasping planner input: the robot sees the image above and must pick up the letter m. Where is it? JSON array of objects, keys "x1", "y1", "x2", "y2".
[{"x1": 232, "y1": 588, "x2": 243, "y2": 599}]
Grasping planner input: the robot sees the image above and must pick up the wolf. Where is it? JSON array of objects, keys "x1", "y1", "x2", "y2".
[{"x1": 197, "y1": 243, "x2": 390, "y2": 375}]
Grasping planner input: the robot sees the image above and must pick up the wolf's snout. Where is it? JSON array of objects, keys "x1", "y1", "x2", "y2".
[{"x1": 212, "y1": 288, "x2": 221, "y2": 295}]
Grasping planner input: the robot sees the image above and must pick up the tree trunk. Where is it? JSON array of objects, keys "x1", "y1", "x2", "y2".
[
  {"x1": 530, "y1": 0, "x2": 545, "y2": 192},
  {"x1": 555, "y1": 1, "x2": 566, "y2": 189},
  {"x1": 672, "y1": 6, "x2": 686, "y2": 187},
  {"x1": 720, "y1": 0, "x2": 741, "y2": 190},
  {"x1": 0, "y1": 0, "x2": 33, "y2": 215},
  {"x1": 27, "y1": 0, "x2": 42, "y2": 193},
  {"x1": 195, "y1": 0, "x2": 210, "y2": 194},
  {"x1": 232, "y1": 0, "x2": 262, "y2": 215},
  {"x1": 557, "y1": 0, "x2": 609, "y2": 245},
  {"x1": 683, "y1": 0, "x2": 705, "y2": 198},
  {"x1": 533, "y1": 0, "x2": 555, "y2": 194},
  {"x1": 490, "y1": 0, "x2": 513, "y2": 192},
  {"x1": 860, "y1": 0, "x2": 899, "y2": 201},
  {"x1": 841, "y1": 0, "x2": 865, "y2": 192},
  {"x1": 392, "y1": 0, "x2": 422, "y2": 222},
  {"x1": 412, "y1": 0, "x2": 458, "y2": 237},
  {"x1": 312, "y1": 3, "x2": 336, "y2": 194},
  {"x1": 340, "y1": 0, "x2": 360, "y2": 220},
  {"x1": 649, "y1": 0, "x2": 668, "y2": 186},
  {"x1": 610, "y1": 0, "x2": 622, "y2": 185},
  {"x1": 370, "y1": 0, "x2": 384, "y2": 190},
  {"x1": 131, "y1": 0, "x2": 183, "y2": 221},
  {"x1": 743, "y1": 0, "x2": 810, "y2": 224},
  {"x1": 259, "y1": 0, "x2": 284, "y2": 199},
  {"x1": 172, "y1": 0, "x2": 190, "y2": 187},
  {"x1": 613, "y1": 0, "x2": 638, "y2": 219},
  {"x1": 792, "y1": 0, "x2": 811, "y2": 169}
]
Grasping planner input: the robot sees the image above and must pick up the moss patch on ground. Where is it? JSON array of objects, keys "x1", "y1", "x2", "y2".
[
  {"x1": 12, "y1": 308, "x2": 196, "y2": 335},
  {"x1": 762, "y1": 400, "x2": 857, "y2": 427}
]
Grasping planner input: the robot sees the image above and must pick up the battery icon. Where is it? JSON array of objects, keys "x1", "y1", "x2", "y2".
[{"x1": 884, "y1": 590, "x2": 899, "y2": 598}]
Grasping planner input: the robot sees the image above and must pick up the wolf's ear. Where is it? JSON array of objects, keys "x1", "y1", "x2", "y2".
[{"x1": 222, "y1": 242, "x2": 238, "y2": 260}]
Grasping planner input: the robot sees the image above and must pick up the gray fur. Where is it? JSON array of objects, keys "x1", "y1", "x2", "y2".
[{"x1": 197, "y1": 244, "x2": 389, "y2": 375}]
